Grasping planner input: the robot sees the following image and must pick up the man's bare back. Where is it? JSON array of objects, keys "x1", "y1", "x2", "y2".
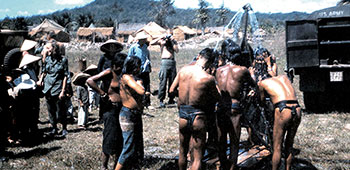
[
  {"x1": 216, "y1": 64, "x2": 254, "y2": 101},
  {"x1": 175, "y1": 65, "x2": 217, "y2": 108},
  {"x1": 258, "y1": 75, "x2": 297, "y2": 104}
]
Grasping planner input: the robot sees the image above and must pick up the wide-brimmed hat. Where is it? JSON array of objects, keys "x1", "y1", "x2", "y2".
[
  {"x1": 135, "y1": 32, "x2": 149, "y2": 40},
  {"x1": 83, "y1": 64, "x2": 98, "y2": 75},
  {"x1": 100, "y1": 39, "x2": 123, "y2": 53},
  {"x1": 19, "y1": 54, "x2": 41, "y2": 68},
  {"x1": 20, "y1": 40, "x2": 38, "y2": 52},
  {"x1": 72, "y1": 72, "x2": 90, "y2": 85}
]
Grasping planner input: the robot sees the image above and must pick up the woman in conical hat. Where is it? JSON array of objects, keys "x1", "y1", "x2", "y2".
[
  {"x1": 87, "y1": 52, "x2": 127, "y2": 170},
  {"x1": 100, "y1": 39, "x2": 123, "y2": 53},
  {"x1": 97, "y1": 40, "x2": 124, "y2": 122}
]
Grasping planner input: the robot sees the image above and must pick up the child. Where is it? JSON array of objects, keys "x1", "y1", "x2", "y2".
[{"x1": 72, "y1": 73, "x2": 90, "y2": 129}]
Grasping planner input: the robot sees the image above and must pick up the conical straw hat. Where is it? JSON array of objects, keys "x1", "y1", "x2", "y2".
[
  {"x1": 72, "y1": 72, "x2": 90, "y2": 85},
  {"x1": 100, "y1": 39, "x2": 123, "y2": 53},
  {"x1": 20, "y1": 39, "x2": 38, "y2": 52},
  {"x1": 19, "y1": 54, "x2": 41, "y2": 68}
]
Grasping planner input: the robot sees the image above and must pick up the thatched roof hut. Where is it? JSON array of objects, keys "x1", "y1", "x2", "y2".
[
  {"x1": 136, "y1": 22, "x2": 166, "y2": 39},
  {"x1": 116, "y1": 23, "x2": 145, "y2": 43},
  {"x1": 77, "y1": 27, "x2": 114, "y2": 42},
  {"x1": 173, "y1": 25, "x2": 197, "y2": 41},
  {"x1": 126, "y1": 22, "x2": 166, "y2": 43},
  {"x1": 207, "y1": 27, "x2": 234, "y2": 36}
]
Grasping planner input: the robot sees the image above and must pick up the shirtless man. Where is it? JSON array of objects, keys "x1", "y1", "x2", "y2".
[
  {"x1": 87, "y1": 53, "x2": 126, "y2": 170},
  {"x1": 170, "y1": 48, "x2": 220, "y2": 170},
  {"x1": 215, "y1": 41, "x2": 256, "y2": 170},
  {"x1": 115, "y1": 56, "x2": 145, "y2": 170},
  {"x1": 258, "y1": 75, "x2": 301, "y2": 170},
  {"x1": 150, "y1": 29, "x2": 179, "y2": 107}
]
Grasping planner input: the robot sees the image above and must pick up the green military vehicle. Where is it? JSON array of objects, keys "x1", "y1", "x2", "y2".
[
  {"x1": 286, "y1": 3, "x2": 350, "y2": 111},
  {"x1": 0, "y1": 29, "x2": 28, "y2": 72}
]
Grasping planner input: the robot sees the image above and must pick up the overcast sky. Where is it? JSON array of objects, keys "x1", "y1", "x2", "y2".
[{"x1": 0, "y1": 0, "x2": 340, "y2": 19}]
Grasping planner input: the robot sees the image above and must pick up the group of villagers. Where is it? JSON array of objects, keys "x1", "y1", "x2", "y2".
[{"x1": 0, "y1": 29, "x2": 301, "y2": 170}]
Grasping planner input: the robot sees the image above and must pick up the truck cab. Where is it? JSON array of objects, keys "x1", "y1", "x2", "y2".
[{"x1": 286, "y1": 4, "x2": 350, "y2": 111}]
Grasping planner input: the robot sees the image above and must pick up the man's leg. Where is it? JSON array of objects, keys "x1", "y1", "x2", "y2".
[
  {"x1": 158, "y1": 64, "x2": 167, "y2": 107},
  {"x1": 179, "y1": 118, "x2": 190, "y2": 170},
  {"x1": 46, "y1": 95, "x2": 58, "y2": 134},
  {"x1": 57, "y1": 98, "x2": 68, "y2": 136},
  {"x1": 101, "y1": 152, "x2": 109, "y2": 170},
  {"x1": 140, "y1": 72, "x2": 151, "y2": 107},
  {"x1": 217, "y1": 116, "x2": 229, "y2": 170},
  {"x1": 228, "y1": 111, "x2": 241, "y2": 170},
  {"x1": 191, "y1": 115, "x2": 206, "y2": 170},
  {"x1": 284, "y1": 108, "x2": 301, "y2": 170},
  {"x1": 167, "y1": 63, "x2": 177, "y2": 104},
  {"x1": 272, "y1": 110, "x2": 287, "y2": 170},
  {"x1": 116, "y1": 107, "x2": 138, "y2": 170}
]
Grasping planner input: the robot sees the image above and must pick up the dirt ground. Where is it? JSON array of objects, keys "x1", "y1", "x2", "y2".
[{"x1": 1, "y1": 32, "x2": 350, "y2": 169}]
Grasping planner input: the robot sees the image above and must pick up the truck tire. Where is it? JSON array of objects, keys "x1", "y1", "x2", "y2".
[{"x1": 3, "y1": 48, "x2": 22, "y2": 72}]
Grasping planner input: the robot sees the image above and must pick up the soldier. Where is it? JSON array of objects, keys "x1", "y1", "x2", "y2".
[
  {"x1": 215, "y1": 41, "x2": 256, "y2": 169},
  {"x1": 258, "y1": 75, "x2": 301, "y2": 170},
  {"x1": 150, "y1": 29, "x2": 179, "y2": 107},
  {"x1": 169, "y1": 48, "x2": 220, "y2": 170}
]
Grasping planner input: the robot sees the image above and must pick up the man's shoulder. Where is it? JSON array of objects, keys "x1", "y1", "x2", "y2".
[
  {"x1": 129, "y1": 43, "x2": 139, "y2": 49},
  {"x1": 178, "y1": 64, "x2": 193, "y2": 73}
]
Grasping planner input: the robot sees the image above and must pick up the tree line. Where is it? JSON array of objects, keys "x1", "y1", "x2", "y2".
[{"x1": 0, "y1": 0, "x2": 309, "y2": 33}]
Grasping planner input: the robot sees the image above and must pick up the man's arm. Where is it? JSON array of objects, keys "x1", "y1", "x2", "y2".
[
  {"x1": 257, "y1": 81, "x2": 266, "y2": 102},
  {"x1": 123, "y1": 74, "x2": 145, "y2": 95},
  {"x1": 171, "y1": 38, "x2": 179, "y2": 53},
  {"x1": 59, "y1": 58, "x2": 69, "y2": 100},
  {"x1": 37, "y1": 73, "x2": 46, "y2": 86},
  {"x1": 150, "y1": 36, "x2": 164, "y2": 46},
  {"x1": 127, "y1": 45, "x2": 135, "y2": 58},
  {"x1": 59, "y1": 76, "x2": 67, "y2": 100},
  {"x1": 169, "y1": 71, "x2": 180, "y2": 94},
  {"x1": 207, "y1": 77, "x2": 220, "y2": 102},
  {"x1": 86, "y1": 69, "x2": 111, "y2": 96}
]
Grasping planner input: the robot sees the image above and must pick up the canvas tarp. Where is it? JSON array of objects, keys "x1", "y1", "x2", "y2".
[{"x1": 29, "y1": 19, "x2": 70, "y2": 42}]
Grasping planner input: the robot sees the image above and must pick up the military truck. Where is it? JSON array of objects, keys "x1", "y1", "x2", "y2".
[
  {"x1": 0, "y1": 30, "x2": 28, "y2": 71},
  {"x1": 286, "y1": 3, "x2": 350, "y2": 111}
]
